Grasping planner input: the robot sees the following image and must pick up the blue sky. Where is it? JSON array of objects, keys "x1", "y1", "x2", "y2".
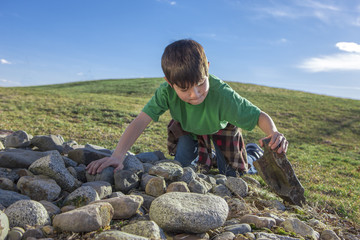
[{"x1": 1, "y1": 0, "x2": 360, "y2": 100}]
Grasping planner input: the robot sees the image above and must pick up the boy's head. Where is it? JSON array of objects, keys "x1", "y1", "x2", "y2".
[{"x1": 161, "y1": 39, "x2": 209, "y2": 89}]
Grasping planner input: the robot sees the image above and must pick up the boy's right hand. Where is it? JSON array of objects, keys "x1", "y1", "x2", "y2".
[{"x1": 86, "y1": 156, "x2": 124, "y2": 175}]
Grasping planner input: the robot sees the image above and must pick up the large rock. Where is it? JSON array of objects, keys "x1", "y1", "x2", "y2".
[
  {"x1": 225, "y1": 176, "x2": 248, "y2": 197},
  {"x1": 63, "y1": 186, "x2": 100, "y2": 207},
  {"x1": 4, "y1": 200, "x2": 51, "y2": 228},
  {"x1": 68, "y1": 147, "x2": 111, "y2": 165},
  {"x1": 148, "y1": 161, "x2": 183, "y2": 181},
  {"x1": 0, "y1": 149, "x2": 50, "y2": 168},
  {"x1": 53, "y1": 202, "x2": 113, "y2": 233},
  {"x1": 0, "y1": 189, "x2": 30, "y2": 208},
  {"x1": 86, "y1": 166, "x2": 114, "y2": 184},
  {"x1": 17, "y1": 175, "x2": 61, "y2": 201},
  {"x1": 28, "y1": 150, "x2": 80, "y2": 192},
  {"x1": 95, "y1": 230, "x2": 150, "y2": 240},
  {"x1": 114, "y1": 169, "x2": 140, "y2": 193},
  {"x1": 82, "y1": 181, "x2": 112, "y2": 199},
  {"x1": 121, "y1": 220, "x2": 166, "y2": 239},
  {"x1": 281, "y1": 218, "x2": 319, "y2": 239},
  {"x1": 149, "y1": 192, "x2": 228, "y2": 233},
  {"x1": 253, "y1": 138, "x2": 306, "y2": 206},
  {"x1": 4, "y1": 130, "x2": 31, "y2": 148},
  {"x1": 0, "y1": 210, "x2": 9, "y2": 240},
  {"x1": 30, "y1": 134, "x2": 64, "y2": 153},
  {"x1": 0, "y1": 167, "x2": 20, "y2": 182}
]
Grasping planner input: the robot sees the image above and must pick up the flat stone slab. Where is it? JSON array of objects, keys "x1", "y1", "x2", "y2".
[{"x1": 253, "y1": 138, "x2": 306, "y2": 206}]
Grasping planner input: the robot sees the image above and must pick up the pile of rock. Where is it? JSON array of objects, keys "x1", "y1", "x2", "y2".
[{"x1": 0, "y1": 130, "x2": 355, "y2": 240}]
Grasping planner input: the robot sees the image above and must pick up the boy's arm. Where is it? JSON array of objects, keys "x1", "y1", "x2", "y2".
[
  {"x1": 86, "y1": 111, "x2": 152, "y2": 174},
  {"x1": 257, "y1": 111, "x2": 288, "y2": 153}
]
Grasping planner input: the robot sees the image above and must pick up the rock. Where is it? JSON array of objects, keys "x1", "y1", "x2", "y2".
[
  {"x1": 4, "y1": 200, "x2": 50, "y2": 228},
  {"x1": 261, "y1": 213, "x2": 285, "y2": 226},
  {"x1": 0, "y1": 141, "x2": 3, "y2": 150},
  {"x1": 74, "y1": 165, "x2": 87, "y2": 182},
  {"x1": 123, "y1": 155, "x2": 145, "y2": 172},
  {"x1": 62, "y1": 156, "x2": 78, "y2": 168},
  {"x1": 149, "y1": 192, "x2": 228, "y2": 233},
  {"x1": 173, "y1": 233, "x2": 210, "y2": 240},
  {"x1": 0, "y1": 210, "x2": 10, "y2": 240},
  {"x1": 226, "y1": 198, "x2": 250, "y2": 219},
  {"x1": 4, "y1": 130, "x2": 31, "y2": 148},
  {"x1": 0, "y1": 177, "x2": 16, "y2": 191},
  {"x1": 0, "y1": 149, "x2": 50, "y2": 168},
  {"x1": 320, "y1": 229, "x2": 341, "y2": 240},
  {"x1": 145, "y1": 176, "x2": 166, "y2": 197},
  {"x1": 166, "y1": 181, "x2": 190, "y2": 193},
  {"x1": 114, "y1": 169, "x2": 140, "y2": 193},
  {"x1": 281, "y1": 218, "x2": 319, "y2": 239},
  {"x1": 212, "y1": 232, "x2": 236, "y2": 240},
  {"x1": 180, "y1": 167, "x2": 197, "y2": 184},
  {"x1": 136, "y1": 152, "x2": 160, "y2": 164},
  {"x1": 253, "y1": 138, "x2": 306, "y2": 206},
  {"x1": 6, "y1": 227, "x2": 25, "y2": 240},
  {"x1": 53, "y1": 202, "x2": 113, "y2": 233},
  {"x1": 148, "y1": 161, "x2": 183, "y2": 181},
  {"x1": 130, "y1": 191, "x2": 155, "y2": 211},
  {"x1": 95, "y1": 230, "x2": 150, "y2": 240},
  {"x1": 225, "y1": 176, "x2": 248, "y2": 197},
  {"x1": 63, "y1": 186, "x2": 100, "y2": 207},
  {"x1": 240, "y1": 214, "x2": 276, "y2": 229},
  {"x1": 28, "y1": 150, "x2": 80, "y2": 192},
  {"x1": 110, "y1": 192, "x2": 125, "y2": 198},
  {"x1": 141, "y1": 173, "x2": 157, "y2": 190},
  {"x1": 68, "y1": 147, "x2": 111, "y2": 165},
  {"x1": 30, "y1": 134, "x2": 64, "y2": 153},
  {"x1": 212, "y1": 184, "x2": 232, "y2": 198},
  {"x1": 23, "y1": 228, "x2": 44, "y2": 239},
  {"x1": 188, "y1": 178, "x2": 211, "y2": 194},
  {"x1": 214, "y1": 174, "x2": 227, "y2": 185},
  {"x1": 121, "y1": 220, "x2": 166, "y2": 239},
  {"x1": 86, "y1": 166, "x2": 114, "y2": 184},
  {"x1": 0, "y1": 189, "x2": 30, "y2": 207},
  {"x1": 142, "y1": 163, "x2": 154, "y2": 173},
  {"x1": 242, "y1": 176, "x2": 262, "y2": 187},
  {"x1": 223, "y1": 224, "x2": 252, "y2": 235},
  {"x1": 82, "y1": 181, "x2": 112, "y2": 199},
  {"x1": 39, "y1": 200, "x2": 61, "y2": 219},
  {"x1": 16, "y1": 175, "x2": 61, "y2": 201},
  {"x1": 41, "y1": 225, "x2": 54, "y2": 236},
  {"x1": 93, "y1": 195, "x2": 143, "y2": 219},
  {"x1": 256, "y1": 232, "x2": 301, "y2": 240},
  {"x1": 84, "y1": 144, "x2": 112, "y2": 155},
  {"x1": 0, "y1": 168, "x2": 19, "y2": 181}
]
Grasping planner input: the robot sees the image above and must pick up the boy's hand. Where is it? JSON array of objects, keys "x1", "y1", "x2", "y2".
[
  {"x1": 259, "y1": 131, "x2": 288, "y2": 154},
  {"x1": 86, "y1": 156, "x2": 124, "y2": 175}
]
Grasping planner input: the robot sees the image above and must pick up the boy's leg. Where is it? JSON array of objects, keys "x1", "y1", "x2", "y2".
[
  {"x1": 213, "y1": 142, "x2": 241, "y2": 177},
  {"x1": 174, "y1": 135, "x2": 198, "y2": 167}
]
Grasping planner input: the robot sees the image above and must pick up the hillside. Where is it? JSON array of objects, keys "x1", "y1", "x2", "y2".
[{"x1": 1, "y1": 77, "x2": 359, "y2": 226}]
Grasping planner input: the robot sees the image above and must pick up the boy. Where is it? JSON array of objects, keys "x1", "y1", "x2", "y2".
[{"x1": 86, "y1": 39, "x2": 288, "y2": 176}]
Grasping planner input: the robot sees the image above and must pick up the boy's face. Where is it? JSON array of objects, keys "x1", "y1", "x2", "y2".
[{"x1": 171, "y1": 76, "x2": 209, "y2": 105}]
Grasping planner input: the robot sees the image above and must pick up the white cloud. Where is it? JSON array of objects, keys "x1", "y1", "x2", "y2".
[
  {"x1": 0, "y1": 79, "x2": 22, "y2": 86},
  {"x1": 0, "y1": 59, "x2": 11, "y2": 64},
  {"x1": 299, "y1": 42, "x2": 360, "y2": 72},
  {"x1": 77, "y1": 72, "x2": 84, "y2": 76},
  {"x1": 157, "y1": 0, "x2": 176, "y2": 6}
]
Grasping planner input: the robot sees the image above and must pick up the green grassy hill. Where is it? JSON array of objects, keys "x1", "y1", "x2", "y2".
[{"x1": 1, "y1": 78, "x2": 359, "y2": 224}]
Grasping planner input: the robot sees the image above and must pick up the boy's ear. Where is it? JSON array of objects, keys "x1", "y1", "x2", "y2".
[{"x1": 164, "y1": 77, "x2": 173, "y2": 88}]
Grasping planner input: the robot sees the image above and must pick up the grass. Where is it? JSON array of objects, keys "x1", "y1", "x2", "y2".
[{"x1": 1, "y1": 77, "x2": 359, "y2": 224}]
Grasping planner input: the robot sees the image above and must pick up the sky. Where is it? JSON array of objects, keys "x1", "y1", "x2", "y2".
[{"x1": 1, "y1": 0, "x2": 360, "y2": 100}]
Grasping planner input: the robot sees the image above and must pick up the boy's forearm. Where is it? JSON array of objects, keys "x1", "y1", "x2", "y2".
[
  {"x1": 257, "y1": 111, "x2": 278, "y2": 136},
  {"x1": 111, "y1": 111, "x2": 152, "y2": 162}
]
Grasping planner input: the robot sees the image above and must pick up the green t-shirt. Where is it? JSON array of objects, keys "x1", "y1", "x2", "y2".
[{"x1": 142, "y1": 74, "x2": 261, "y2": 135}]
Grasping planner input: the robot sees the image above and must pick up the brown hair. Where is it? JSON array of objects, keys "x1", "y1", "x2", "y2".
[{"x1": 161, "y1": 39, "x2": 208, "y2": 89}]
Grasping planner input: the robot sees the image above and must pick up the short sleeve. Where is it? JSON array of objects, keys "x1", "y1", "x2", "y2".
[{"x1": 142, "y1": 83, "x2": 169, "y2": 122}]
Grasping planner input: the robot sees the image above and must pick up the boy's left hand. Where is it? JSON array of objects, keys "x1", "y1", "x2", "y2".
[{"x1": 259, "y1": 131, "x2": 288, "y2": 154}]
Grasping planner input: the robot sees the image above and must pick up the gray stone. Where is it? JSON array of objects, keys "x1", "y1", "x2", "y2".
[
  {"x1": 129, "y1": 191, "x2": 155, "y2": 212},
  {"x1": 212, "y1": 184, "x2": 232, "y2": 198},
  {"x1": 212, "y1": 232, "x2": 236, "y2": 240},
  {"x1": 256, "y1": 232, "x2": 301, "y2": 240},
  {"x1": 109, "y1": 191, "x2": 125, "y2": 198},
  {"x1": 16, "y1": 175, "x2": 61, "y2": 201},
  {"x1": 0, "y1": 167, "x2": 19, "y2": 181},
  {"x1": 0, "y1": 189, "x2": 30, "y2": 208},
  {"x1": 223, "y1": 224, "x2": 252, "y2": 235},
  {"x1": 149, "y1": 161, "x2": 183, "y2": 181},
  {"x1": 95, "y1": 230, "x2": 150, "y2": 240},
  {"x1": 4, "y1": 130, "x2": 31, "y2": 148},
  {"x1": 240, "y1": 214, "x2": 276, "y2": 229},
  {"x1": 149, "y1": 192, "x2": 228, "y2": 233},
  {"x1": 281, "y1": 218, "x2": 319, "y2": 239},
  {"x1": 142, "y1": 163, "x2": 154, "y2": 173},
  {"x1": 123, "y1": 155, "x2": 145, "y2": 172},
  {"x1": 62, "y1": 156, "x2": 78, "y2": 168},
  {"x1": 114, "y1": 169, "x2": 140, "y2": 193},
  {"x1": 167, "y1": 181, "x2": 190, "y2": 193},
  {"x1": 74, "y1": 164, "x2": 87, "y2": 182},
  {"x1": 30, "y1": 134, "x2": 65, "y2": 153},
  {"x1": 121, "y1": 220, "x2": 166, "y2": 239},
  {"x1": 63, "y1": 186, "x2": 100, "y2": 207},
  {"x1": 4, "y1": 200, "x2": 50, "y2": 228},
  {"x1": 86, "y1": 166, "x2": 114, "y2": 185},
  {"x1": 225, "y1": 176, "x2": 248, "y2": 197},
  {"x1": 92, "y1": 195, "x2": 143, "y2": 219},
  {"x1": 141, "y1": 173, "x2": 157, "y2": 190},
  {"x1": 262, "y1": 213, "x2": 285, "y2": 226},
  {"x1": 180, "y1": 167, "x2": 197, "y2": 184},
  {"x1": 82, "y1": 181, "x2": 112, "y2": 199},
  {"x1": 188, "y1": 178, "x2": 211, "y2": 194},
  {"x1": 136, "y1": 152, "x2": 160, "y2": 164},
  {"x1": 85, "y1": 144, "x2": 112, "y2": 155},
  {"x1": 226, "y1": 198, "x2": 250, "y2": 219},
  {"x1": 0, "y1": 210, "x2": 10, "y2": 240},
  {"x1": 214, "y1": 174, "x2": 227, "y2": 185},
  {"x1": 22, "y1": 228, "x2": 44, "y2": 239},
  {"x1": 68, "y1": 147, "x2": 111, "y2": 165},
  {"x1": 253, "y1": 138, "x2": 306, "y2": 206},
  {"x1": 0, "y1": 177, "x2": 16, "y2": 191},
  {"x1": 0, "y1": 149, "x2": 50, "y2": 168},
  {"x1": 6, "y1": 227, "x2": 25, "y2": 240},
  {"x1": 320, "y1": 229, "x2": 341, "y2": 240},
  {"x1": 28, "y1": 150, "x2": 80, "y2": 192},
  {"x1": 39, "y1": 200, "x2": 61, "y2": 218},
  {"x1": 53, "y1": 202, "x2": 113, "y2": 233}
]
